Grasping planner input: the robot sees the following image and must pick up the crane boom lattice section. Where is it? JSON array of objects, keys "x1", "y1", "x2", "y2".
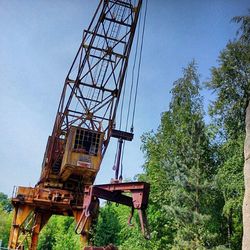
[{"x1": 55, "y1": 0, "x2": 142, "y2": 153}]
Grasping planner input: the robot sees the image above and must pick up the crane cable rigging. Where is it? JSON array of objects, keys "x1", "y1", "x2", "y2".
[{"x1": 114, "y1": 0, "x2": 149, "y2": 180}]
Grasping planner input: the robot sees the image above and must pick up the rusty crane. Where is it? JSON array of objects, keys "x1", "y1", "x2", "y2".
[{"x1": 8, "y1": 0, "x2": 149, "y2": 249}]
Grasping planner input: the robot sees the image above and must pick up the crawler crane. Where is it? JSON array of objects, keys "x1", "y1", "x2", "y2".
[{"x1": 8, "y1": 0, "x2": 150, "y2": 249}]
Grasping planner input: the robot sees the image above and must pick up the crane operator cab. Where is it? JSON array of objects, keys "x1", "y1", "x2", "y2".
[{"x1": 60, "y1": 126, "x2": 104, "y2": 184}]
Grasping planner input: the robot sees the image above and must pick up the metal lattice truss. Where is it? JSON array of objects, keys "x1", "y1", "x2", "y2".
[{"x1": 54, "y1": 0, "x2": 142, "y2": 145}]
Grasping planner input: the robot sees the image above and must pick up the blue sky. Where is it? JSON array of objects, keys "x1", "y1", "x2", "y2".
[{"x1": 0, "y1": 0, "x2": 249, "y2": 196}]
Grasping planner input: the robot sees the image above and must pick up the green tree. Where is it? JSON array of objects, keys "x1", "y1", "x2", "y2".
[
  {"x1": 216, "y1": 136, "x2": 244, "y2": 248},
  {"x1": 38, "y1": 215, "x2": 81, "y2": 250},
  {"x1": 208, "y1": 41, "x2": 250, "y2": 139},
  {"x1": 166, "y1": 62, "x2": 220, "y2": 249},
  {"x1": 0, "y1": 192, "x2": 12, "y2": 212},
  {"x1": 207, "y1": 12, "x2": 250, "y2": 249},
  {"x1": 38, "y1": 216, "x2": 57, "y2": 250},
  {"x1": 232, "y1": 12, "x2": 250, "y2": 44},
  {"x1": 140, "y1": 113, "x2": 181, "y2": 249},
  {"x1": 93, "y1": 203, "x2": 121, "y2": 246},
  {"x1": 52, "y1": 217, "x2": 82, "y2": 250},
  {"x1": 139, "y1": 62, "x2": 223, "y2": 249},
  {"x1": 92, "y1": 202, "x2": 148, "y2": 250},
  {"x1": 112, "y1": 203, "x2": 149, "y2": 250},
  {"x1": 0, "y1": 204, "x2": 12, "y2": 247}
]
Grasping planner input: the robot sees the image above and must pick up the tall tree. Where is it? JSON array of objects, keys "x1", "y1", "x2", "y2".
[
  {"x1": 167, "y1": 62, "x2": 220, "y2": 249},
  {"x1": 140, "y1": 112, "x2": 178, "y2": 249},
  {"x1": 139, "y1": 62, "x2": 222, "y2": 249},
  {"x1": 207, "y1": 12, "x2": 250, "y2": 249}
]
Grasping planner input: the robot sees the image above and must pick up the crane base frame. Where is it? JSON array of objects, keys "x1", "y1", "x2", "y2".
[
  {"x1": 77, "y1": 182, "x2": 150, "y2": 239},
  {"x1": 8, "y1": 181, "x2": 150, "y2": 249}
]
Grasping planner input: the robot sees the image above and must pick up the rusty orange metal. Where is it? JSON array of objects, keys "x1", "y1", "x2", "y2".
[{"x1": 8, "y1": 1, "x2": 149, "y2": 249}]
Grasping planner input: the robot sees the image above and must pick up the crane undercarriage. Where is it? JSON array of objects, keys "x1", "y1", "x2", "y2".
[{"x1": 9, "y1": 181, "x2": 149, "y2": 249}]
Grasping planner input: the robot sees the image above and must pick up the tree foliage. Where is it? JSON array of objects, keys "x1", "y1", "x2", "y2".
[
  {"x1": 0, "y1": 192, "x2": 12, "y2": 212},
  {"x1": 139, "y1": 62, "x2": 224, "y2": 249},
  {"x1": 0, "y1": 204, "x2": 12, "y2": 247},
  {"x1": 206, "y1": 12, "x2": 250, "y2": 249},
  {"x1": 92, "y1": 203, "x2": 121, "y2": 246},
  {"x1": 38, "y1": 216, "x2": 81, "y2": 250},
  {"x1": 207, "y1": 41, "x2": 250, "y2": 139},
  {"x1": 232, "y1": 10, "x2": 250, "y2": 45}
]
